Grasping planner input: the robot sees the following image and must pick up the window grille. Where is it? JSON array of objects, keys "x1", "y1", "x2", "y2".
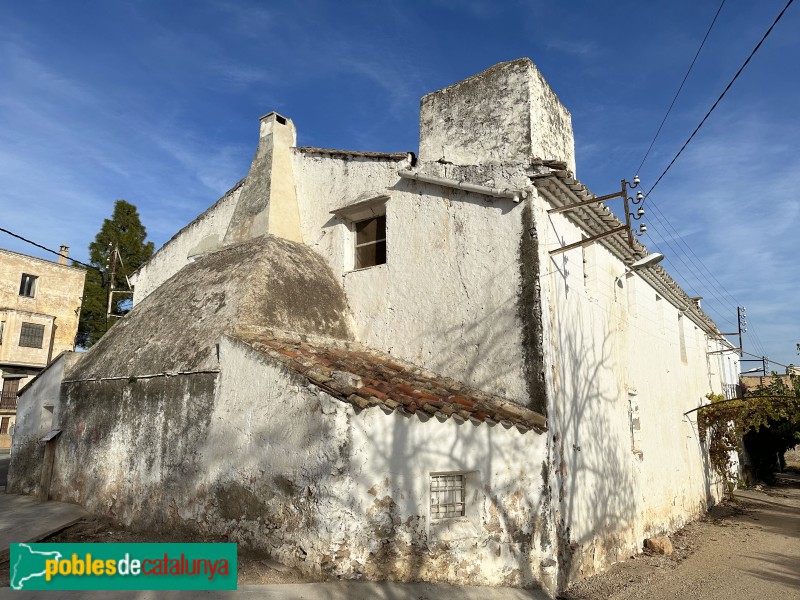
[
  {"x1": 19, "y1": 322, "x2": 45, "y2": 348},
  {"x1": 430, "y1": 473, "x2": 466, "y2": 519}
]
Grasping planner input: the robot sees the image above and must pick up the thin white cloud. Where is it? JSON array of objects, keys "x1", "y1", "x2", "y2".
[{"x1": 545, "y1": 38, "x2": 600, "y2": 58}]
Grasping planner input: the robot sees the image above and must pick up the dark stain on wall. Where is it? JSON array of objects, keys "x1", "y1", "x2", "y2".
[
  {"x1": 49, "y1": 374, "x2": 217, "y2": 527},
  {"x1": 518, "y1": 202, "x2": 548, "y2": 414}
]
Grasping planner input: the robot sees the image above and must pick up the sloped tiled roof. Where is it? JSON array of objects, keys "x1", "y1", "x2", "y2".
[
  {"x1": 531, "y1": 165, "x2": 721, "y2": 337},
  {"x1": 236, "y1": 335, "x2": 546, "y2": 434}
]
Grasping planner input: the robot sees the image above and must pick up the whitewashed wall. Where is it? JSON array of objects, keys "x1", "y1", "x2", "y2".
[
  {"x1": 203, "y1": 336, "x2": 554, "y2": 590},
  {"x1": 534, "y1": 189, "x2": 731, "y2": 582},
  {"x1": 34, "y1": 336, "x2": 555, "y2": 592},
  {"x1": 292, "y1": 152, "x2": 530, "y2": 403},
  {"x1": 7, "y1": 351, "x2": 80, "y2": 495},
  {"x1": 131, "y1": 186, "x2": 242, "y2": 304}
]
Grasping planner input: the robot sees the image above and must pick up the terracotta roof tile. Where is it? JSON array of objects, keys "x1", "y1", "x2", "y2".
[{"x1": 238, "y1": 335, "x2": 546, "y2": 433}]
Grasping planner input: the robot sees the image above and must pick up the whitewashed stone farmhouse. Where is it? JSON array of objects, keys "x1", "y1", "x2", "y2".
[{"x1": 9, "y1": 58, "x2": 740, "y2": 596}]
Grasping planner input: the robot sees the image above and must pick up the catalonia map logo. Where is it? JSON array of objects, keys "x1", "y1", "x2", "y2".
[{"x1": 10, "y1": 543, "x2": 237, "y2": 590}]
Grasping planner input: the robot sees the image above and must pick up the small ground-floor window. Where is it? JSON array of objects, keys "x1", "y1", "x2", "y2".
[{"x1": 430, "y1": 473, "x2": 466, "y2": 519}]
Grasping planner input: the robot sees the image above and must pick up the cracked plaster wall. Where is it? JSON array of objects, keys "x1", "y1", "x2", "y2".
[
  {"x1": 180, "y1": 337, "x2": 557, "y2": 590},
  {"x1": 292, "y1": 152, "x2": 530, "y2": 405},
  {"x1": 418, "y1": 58, "x2": 575, "y2": 174},
  {"x1": 7, "y1": 351, "x2": 81, "y2": 495},
  {"x1": 534, "y1": 192, "x2": 739, "y2": 586},
  {"x1": 30, "y1": 335, "x2": 556, "y2": 592}
]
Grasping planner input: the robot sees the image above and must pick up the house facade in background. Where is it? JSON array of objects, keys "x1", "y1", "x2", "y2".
[
  {"x1": 10, "y1": 59, "x2": 739, "y2": 595},
  {"x1": 0, "y1": 246, "x2": 85, "y2": 448}
]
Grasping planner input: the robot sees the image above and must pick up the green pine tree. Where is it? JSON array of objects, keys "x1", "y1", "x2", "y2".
[{"x1": 76, "y1": 200, "x2": 154, "y2": 347}]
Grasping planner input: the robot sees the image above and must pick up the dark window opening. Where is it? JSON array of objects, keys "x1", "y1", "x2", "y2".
[
  {"x1": 275, "y1": 115, "x2": 287, "y2": 125},
  {"x1": 19, "y1": 322, "x2": 45, "y2": 348},
  {"x1": 19, "y1": 274, "x2": 37, "y2": 297},
  {"x1": 354, "y1": 215, "x2": 386, "y2": 269}
]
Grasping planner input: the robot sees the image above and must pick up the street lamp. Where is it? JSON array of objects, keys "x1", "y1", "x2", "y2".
[{"x1": 630, "y1": 253, "x2": 664, "y2": 271}]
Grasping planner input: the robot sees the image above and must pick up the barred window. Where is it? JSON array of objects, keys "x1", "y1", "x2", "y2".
[
  {"x1": 19, "y1": 322, "x2": 45, "y2": 348},
  {"x1": 19, "y1": 274, "x2": 37, "y2": 297},
  {"x1": 430, "y1": 473, "x2": 466, "y2": 519}
]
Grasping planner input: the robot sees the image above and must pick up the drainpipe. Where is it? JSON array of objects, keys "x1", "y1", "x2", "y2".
[{"x1": 398, "y1": 169, "x2": 528, "y2": 203}]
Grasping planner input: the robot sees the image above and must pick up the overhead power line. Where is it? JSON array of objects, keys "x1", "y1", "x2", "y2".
[
  {"x1": 644, "y1": 0, "x2": 796, "y2": 202},
  {"x1": 636, "y1": 0, "x2": 727, "y2": 176},
  {"x1": 0, "y1": 225, "x2": 100, "y2": 274}
]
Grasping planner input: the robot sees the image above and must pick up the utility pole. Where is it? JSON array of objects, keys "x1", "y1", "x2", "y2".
[
  {"x1": 106, "y1": 242, "x2": 118, "y2": 323},
  {"x1": 718, "y1": 306, "x2": 746, "y2": 356},
  {"x1": 737, "y1": 306, "x2": 746, "y2": 357},
  {"x1": 105, "y1": 243, "x2": 134, "y2": 320}
]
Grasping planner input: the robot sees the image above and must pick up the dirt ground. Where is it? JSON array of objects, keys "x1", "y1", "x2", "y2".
[{"x1": 560, "y1": 472, "x2": 800, "y2": 600}]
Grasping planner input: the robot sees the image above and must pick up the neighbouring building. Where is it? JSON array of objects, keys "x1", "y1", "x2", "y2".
[
  {"x1": 0, "y1": 246, "x2": 85, "y2": 448},
  {"x1": 9, "y1": 59, "x2": 739, "y2": 596},
  {"x1": 740, "y1": 372, "x2": 797, "y2": 393}
]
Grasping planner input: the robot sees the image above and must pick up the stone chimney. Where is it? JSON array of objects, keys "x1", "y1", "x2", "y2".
[
  {"x1": 58, "y1": 244, "x2": 69, "y2": 265},
  {"x1": 418, "y1": 58, "x2": 576, "y2": 174},
  {"x1": 223, "y1": 112, "x2": 303, "y2": 245}
]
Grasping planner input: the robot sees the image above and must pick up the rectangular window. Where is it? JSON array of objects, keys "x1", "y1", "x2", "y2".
[
  {"x1": 354, "y1": 215, "x2": 386, "y2": 269},
  {"x1": 430, "y1": 473, "x2": 466, "y2": 519},
  {"x1": 0, "y1": 321, "x2": 4, "y2": 344},
  {"x1": 0, "y1": 417, "x2": 10, "y2": 435},
  {"x1": 19, "y1": 273, "x2": 37, "y2": 297},
  {"x1": 1, "y1": 379, "x2": 19, "y2": 410},
  {"x1": 19, "y1": 322, "x2": 45, "y2": 348}
]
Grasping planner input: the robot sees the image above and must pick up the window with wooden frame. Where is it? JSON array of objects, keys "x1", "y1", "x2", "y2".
[
  {"x1": 1, "y1": 378, "x2": 19, "y2": 410},
  {"x1": 19, "y1": 322, "x2": 45, "y2": 348},
  {"x1": 0, "y1": 417, "x2": 10, "y2": 435},
  {"x1": 329, "y1": 193, "x2": 388, "y2": 272},
  {"x1": 354, "y1": 215, "x2": 386, "y2": 269},
  {"x1": 19, "y1": 273, "x2": 37, "y2": 297}
]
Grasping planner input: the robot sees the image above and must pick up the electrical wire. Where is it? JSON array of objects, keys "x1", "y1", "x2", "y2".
[
  {"x1": 642, "y1": 204, "x2": 770, "y2": 356},
  {"x1": 0, "y1": 225, "x2": 101, "y2": 274},
  {"x1": 636, "y1": 0, "x2": 726, "y2": 175},
  {"x1": 641, "y1": 222, "x2": 736, "y2": 328},
  {"x1": 643, "y1": 0, "x2": 796, "y2": 202}
]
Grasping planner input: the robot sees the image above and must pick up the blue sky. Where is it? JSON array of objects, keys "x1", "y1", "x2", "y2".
[{"x1": 1, "y1": 0, "x2": 798, "y2": 368}]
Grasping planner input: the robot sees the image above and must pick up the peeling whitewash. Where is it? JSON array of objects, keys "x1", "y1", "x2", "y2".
[
  {"x1": 31, "y1": 337, "x2": 552, "y2": 589},
  {"x1": 292, "y1": 151, "x2": 529, "y2": 402},
  {"x1": 535, "y1": 187, "x2": 738, "y2": 583},
  {"x1": 11, "y1": 57, "x2": 742, "y2": 597}
]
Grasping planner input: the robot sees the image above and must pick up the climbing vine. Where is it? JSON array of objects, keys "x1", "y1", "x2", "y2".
[{"x1": 697, "y1": 375, "x2": 800, "y2": 496}]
